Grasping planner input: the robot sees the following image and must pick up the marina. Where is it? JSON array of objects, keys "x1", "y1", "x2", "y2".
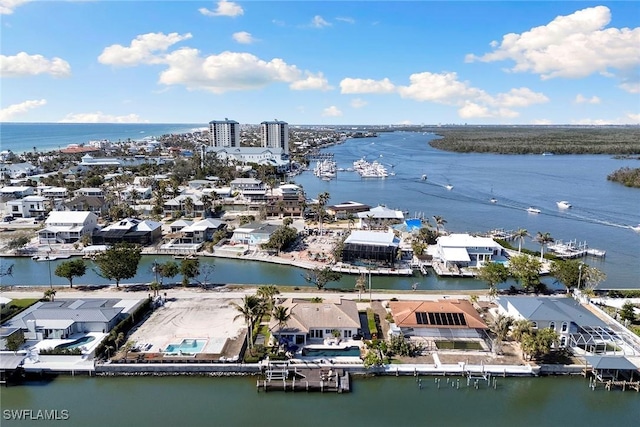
[{"x1": 547, "y1": 239, "x2": 606, "y2": 259}]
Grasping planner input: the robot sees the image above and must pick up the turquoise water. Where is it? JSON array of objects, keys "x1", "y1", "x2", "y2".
[
  {"x1": 55, "y1": 336, "x2": 95, "y2": 350},
  {"x1": 301, "y1": 346, "x2": 362, "y2": 357},
  {"x1": 164, "y1": 339, "x2": 206, "y2": 354}
]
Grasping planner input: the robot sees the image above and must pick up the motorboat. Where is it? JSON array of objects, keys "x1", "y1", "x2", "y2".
[
  {"x1": 527, "y1": 207, "x2": 541, "y2": 214},
  {"x1": 490, "y1": 198, "x2": 498, "y2": 204},
  {"x1": 421, "y1": 174, "x2": 427, "y2": 180},
  {"x1": 445, "y1": 184, "x2": 454, "y2": 190},
  {"x1": 631, "y1": 224, "x2": 640, "y2": 232},
  {"x1": 556, "y1": 201, "x2": 572, "y2": 209}
]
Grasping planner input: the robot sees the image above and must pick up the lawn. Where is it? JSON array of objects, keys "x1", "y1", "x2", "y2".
[
  {"x1": 0, "y1": 298, "x2": 40, "y2": 322},
  {"x1": 435, "y1": 340, "x2": 484, "y2": 351}
]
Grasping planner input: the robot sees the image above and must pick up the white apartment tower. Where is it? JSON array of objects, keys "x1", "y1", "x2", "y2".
[
  {"x1": 261, "y1": 120, "x2": 289, "y2": 154},
  {"x1": 209, "y1": 118, "x2": 240, "y2": 148}
]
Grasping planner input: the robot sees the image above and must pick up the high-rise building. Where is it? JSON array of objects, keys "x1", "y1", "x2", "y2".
[
  {"x1": 260, "y1": 120, "x2": 289, "y2": 154},
  {"x1": 209, "y1": 118, "x2": 240, "y2": 148}
]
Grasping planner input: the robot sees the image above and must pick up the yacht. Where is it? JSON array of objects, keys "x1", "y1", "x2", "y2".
[
  {"x1": 490, "y1": 198, "x2": 498, "y2": 204},
  {"x1": 556, "y1": 201, "x2": 572, "y2": 209},
  {"x1": 527, "y1": 207, "x2": 541, "y2": 214}
]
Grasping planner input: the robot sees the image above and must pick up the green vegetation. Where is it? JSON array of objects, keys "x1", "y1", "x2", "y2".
[
  {"x1": 54, "y1": 258, "x2": 87, "y2": 288},
  {"x1": 303, "y1": 266, "x2": 342, "y2": 291},
  {"x1": 0, "y1": 298, "x2": 40, "y2": 322},
  {"x1": 94, "y1": 243, "x2": 142, "y2": 288},
  {"x1": 39, "y1": 347, "x2": 82, "y2": 356},
  {"x1": 5, "y1": 330, "x2": 25, "y2": 352},
  {"x1": 607, "y1": 290, "x2": 640, "y2": 298},
  {"x1": 366, "y1": 308, "x2": 378, "y2": 338},
  {"x1": 607, "y1": 167, "x2": 640, "y2": 188},
  {"x1": 427, "y1": 126, "x2": 640, "y2": 155}
]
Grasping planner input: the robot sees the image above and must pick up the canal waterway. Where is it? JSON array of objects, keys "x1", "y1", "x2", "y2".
[{"x1": 1, "y1": 375, "x2": 637, "y2": 426}]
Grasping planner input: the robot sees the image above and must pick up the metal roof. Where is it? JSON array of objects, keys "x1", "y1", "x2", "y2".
[{"x1": 584, "y1": 355, "x2": 639, "y2": 371}]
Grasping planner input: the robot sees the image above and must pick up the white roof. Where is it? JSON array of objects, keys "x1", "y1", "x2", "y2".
[
  {"x1": 438, "y1": 233, "x2": 500, "y2": 248},
  {"x1": 46, "y1": 211, "x2": 95, "y2": 224},
  {"x1": 344, "y1": 230, "x2": 398, "y2": 246},
  {"x1": 441, "y1": 247, "x2": 471, "y2": 262}
]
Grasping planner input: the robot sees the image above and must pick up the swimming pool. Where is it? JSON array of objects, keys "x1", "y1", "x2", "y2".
[
  {"x1": 164, "y1": 339, "x2": 207, "y2": 355},
  {"x1": 55, "y1": 335, "x2": 96, "y2": 350},
  {"x1": 301, "y1": 346, "x2": 361, "y2": 358}
]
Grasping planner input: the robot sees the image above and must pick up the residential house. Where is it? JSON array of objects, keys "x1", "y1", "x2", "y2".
[
  {"x1": 6, "y1": 195, "x2": 46, "y2": 218},
  {"x1": 92, "y1": 217, "x2": 162, "y2": 246},
  {"x1": 230, "y1": 178, "x2": 267, "y2": 202},
  {"x1": 435, "y1": 234, "x2": 506, "y2": 269},
  {"x1": 0, "y1": 162, "x2": 38, "y2": 179},
  {"x1": 230, "y1": 221, "x2": 279, "y2": 247},
  {"x1": 268, "y1": 298, "x2": 360, "y2": 346},
  {"x1": 0, "y1": 186, "x2": 34, "y2": 201},
  {"x1": 342, "y1": 230, "x2": 401, "y2": 264},
  {"x1": 357, "y1": 205, "x2": 404, "y2": 229},
  {"x1": 39, "y1": 186, "x2": 69, "y2": 199},
  {"x1": 170, "y1": 219, "x2": 193, "y2": 234},
  {"x1": 177, "y1": 218, "x2": 226, "y2": 244},
  {"x1": 389, "y1": 299, "x2": 489, "y2": 340},
  {"x1": 163, "y1": 195, "x2": 205, "y2": 218},
  {"x1": 38, "y1": 211, "x2": 98, "y2": 244},
  {"x1": 64, "y1": 195, "x2": 107, "y2": 215},
  {"x1": 75, "y1": 188, "x2": 105, "y2": 198},
  {"x1": 326, "y1": 201, "x2": 371, "y2": 220},
  {"x1": 1, "y1": 298, "x2": 142, "y2": 341},
  {"x1": 496, "y1": 296, "x2": 610, "y2": 349},
  {"x1": 266, "y1": 184, "x2": 305, "y2": 218}
]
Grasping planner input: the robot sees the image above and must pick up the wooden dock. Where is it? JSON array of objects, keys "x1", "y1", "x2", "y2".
[{"x1": 257, "y1": 365, "x2": 350, "y2": 393}]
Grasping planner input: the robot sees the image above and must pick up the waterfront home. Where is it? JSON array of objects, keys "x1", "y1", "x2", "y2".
[
  {"x1": 0, "y1": 185, "x2": 34, "y2": 201},
  {"x1": 39, "y1": 186, "x2": 69, "y2": 199},
  {"x1": 170, "y1": 219, "x2": 193, "y2": 233},
  {"x1": 357, "y1": 205, "x2": 404, "y2": 229},
  {"x1": 389, "y1": 299, "x2": 488, "y2": 340},
  {"x1": 265, "y1": 184, "x2": 306, "y2": 218},
  {"x1": 1, "y1": 298, "x2": 143, "y2": 343},
  {"x1": 268, "y1": 298, "x2": 360, "y2": 346},
  {"x1": 176, "y1": 218, "x2": 226, "y2": 244},
  {"x1": 120, "y1": 185, "x2": 152, "y2": 201},
  {"x1": 78, "y1": 154, "x2": 169, "y2": 168},
  {"x1": 326, "y1": 201, "x2": 371, "y2": 220},
  {"x1": 496, "y1": 296, "x2": 614, "y2": 350},
  {"x1": 6, "y1": 195, "x2": 46, "y2": 218},
  {"x1": 342, "y1": 230, "x2": 401, "y2": 265},
  {"x1": 38, "y1": 211, "x2": 98, "y2": 244},
  {"x1": 209, "y1": 147, "x2": 289, "y2": 173},
  {"x1": 435, "y1": 233, "x2": 506, "y2": 269},
  {"x1": 230, "y1": 221, "x2": 280, "y2": 247},
  {"x1": 92, "y1": 217, "x2": 162, "y2": 246}
]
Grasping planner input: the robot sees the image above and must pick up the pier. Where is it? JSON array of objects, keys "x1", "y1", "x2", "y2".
[
  {"x1": 547, "y1": 240, "x2": 606, "y2": 259},
  {"x1": 257, "y1": 363, "x2": 350, "y2": 393},
  {"x1": 583, "y1": 355, "x2": 640, "y2": 392}
]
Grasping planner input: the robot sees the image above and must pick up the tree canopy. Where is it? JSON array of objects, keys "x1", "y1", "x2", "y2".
[
  {"x1": 304, "y1": 266, "x2": 342, "y2": 290},
  {"x1": 94, "y1": 243, "x2": 142, "y2": 288},
  {"x1": 54, "y1": 258, "x2": 87, "y2": 288}
]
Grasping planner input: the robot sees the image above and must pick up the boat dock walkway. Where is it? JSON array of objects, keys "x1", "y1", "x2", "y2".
[
  {"x1": 257, "y1": 364, "x2": 350, "y2": 393},
  {"x1": 547, "y1": 239, "x2": 606, "y2": 259}
]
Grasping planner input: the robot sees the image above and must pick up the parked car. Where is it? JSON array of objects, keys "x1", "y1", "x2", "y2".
[{"x1": 3, "y1": 216, "x2": 13, "y2": 222}]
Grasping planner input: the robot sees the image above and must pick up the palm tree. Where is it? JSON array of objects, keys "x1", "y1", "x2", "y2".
[
  {"x1": 272, "y1": 305, "x2": 291, "y2": 351},
  {"x1": 511, "y1": 319, "x2": 534, "y2": 342},
  {"x1": 535, "y1": 232, "x2": 554, "y2": 261},
  {"x1": 316, "y1": 191, "x2": 330, "y2": 235},
  {"x1": 346, "y1": 213, "x2": 356, "y2": 230},
  {"x1": 257, "y1": 285, "x2": 279, "y2": 313},
  {"x1": 433, "y1": 215, "x2": 447, "y2": 235},
  {"x1": 230, "y1": 295, "x2": 263, "y2": 351},
  {"x1": 513, "y1": 228, "x2": 529, "y2": 253},
  {"x1": 44, "y1": 288, "x2": 56, "y2": 302},
  {"x1": 490, "y1": 314, "x2": 513, "y2": 342},
  {"x1": 184, "y1": 197, "x2": 194, "y2": 217},
  {"x1": 200, "y1": 194, "x2": 211, "y2": 217}
]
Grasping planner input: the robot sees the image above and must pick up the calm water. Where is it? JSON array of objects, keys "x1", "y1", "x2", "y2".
[
  {"x1": 0, "y1": 122, "x2": 205, "y2": 154},
  {"x1": 1, "y1": 128, "x2": 638, "y2": 289},
  {"x1": 0, "y1": 376, "x2": 637, "y2": 426}
]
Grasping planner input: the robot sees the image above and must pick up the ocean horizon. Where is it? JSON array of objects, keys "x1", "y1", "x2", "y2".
[{"x1": 0, "y1": 122, "x2": 206, "y2": 154}]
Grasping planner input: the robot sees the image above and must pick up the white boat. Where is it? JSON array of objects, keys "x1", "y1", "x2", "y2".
[
  {"x1": 490, "y1": 198, "x2": 498, "y2": 204},
  {"x1": 445, "y1": 184, "x2": 454, "y2": 190},
  {"x1": 556, "y1": 201, "x2": 572, "y2": 209},
  {"x1": 631, "y1": 224, "x2": 640, "y2": 232},
  {"x1": 421, "y1": 174, "x2": 427, "y2": 180},
  {"x1": 527, "y1": 207, "x2": 541, "y2": 214}
]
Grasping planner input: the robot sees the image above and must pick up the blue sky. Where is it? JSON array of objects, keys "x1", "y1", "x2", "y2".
[{"x1": 1, "y1": 1, "x2": 638, "y2": 125}]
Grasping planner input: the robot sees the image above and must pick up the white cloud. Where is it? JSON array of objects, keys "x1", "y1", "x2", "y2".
[
  {"x1": 531, "y1": 119, "x2": 553, "y2": 125},
  {"x1": 199, "y1": 0, "x2": 243, "y2": 17},
  {"x1": 619, "y1": 81, "x2": 640, "y2": 94},
  {"x1": 289, "y1": 72, "x2": 332, "y2": 91},
  {"x1": 350, "y1": 98, "x2": 368, "y2": 108},
  {"x1": 397, "y1": 72, "x2": 485, "y2": 104},
  {"x1": 322, "y1": 106, "x2": 342, "y2": 117},
  {"x1": 398, "y1": 120, "x2": 412, "y2": 125},
  {"x1": 0, "y1": 52, "x2": 71, "y2": 77},
  {"x1": 336, "y1": 17, "x2": 355, "y2": 24},
  {"x1": 158, "y1": 48, "x2": 325, "y2": 93},
  {"x1": 340, "y1": 77, "x2": 396, "y2": 94},
  {"x1": 232, "y1": 31, "x2": 255, "y2": 44},
  {"x1": 311, "y1": 15, "x2": 331, "y2": 28},
  {"x1": 575, "y1": 94, "x2": 601, "y2": 104},
  {"x1": 494, "y1": 87, "x2": 550, "y2": 108},
  {"x1": 98, "y1": 32, "x2": 192, "y2": 67},
  {"x1": 466, "y1": 6, "x2": 640, "y2": 80},
  {"x1": 0, "y1": 0, "x2": 31, "y2": 15},
  {"x1": 626, "y1": 113, "x2": 640, "y2": 122},
  {"x1": 571, "y1": 118, "x2": 618, "y2": 125},
  {"x1": 58, "y1": 112, "x2": 149, "y2": 123},
  {"x1": 0, "y1": 99, "x2": 46, "y2": 121},
  {"x1": 458, "y1": 102, "x2": 492, "y2": 119}
]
